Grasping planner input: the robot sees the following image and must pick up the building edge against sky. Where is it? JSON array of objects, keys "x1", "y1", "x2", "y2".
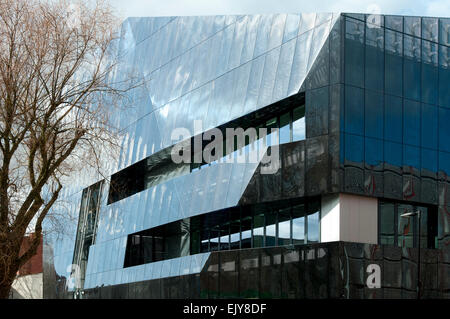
[{"x1": 42, "y1": 12, "x2": 450, "y2": 299}]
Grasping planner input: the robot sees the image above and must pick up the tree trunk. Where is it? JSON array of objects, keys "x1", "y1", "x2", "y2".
[
  {"x1": 0, "y1": 278, "x2": 14, "y2": 299},
  {"x1": 0, "y1": 248, "x2": 19, "y2": 299}
]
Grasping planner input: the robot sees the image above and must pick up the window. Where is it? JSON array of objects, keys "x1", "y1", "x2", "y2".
[
  {"x1": 378, "y1": 200, "x2": 437, "y2": 249},
  {"x1": 107, "y1": 94, "x2": 306, "y2": 205},
  {"x1": 72, "y1": 181, "x2": 104, "y2": 289},
  {"x1": 124, "y1": 198, "x2": 321, "y2": 268}
]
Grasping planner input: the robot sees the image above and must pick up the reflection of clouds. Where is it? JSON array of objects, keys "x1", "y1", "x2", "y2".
[
  {"x1": 292, "y1": 218, "x2": 305, "y2": 239},
  {"x1": 293, "y1": 117, "x2": 305, "y2": 141},
  {"x1": 278, "y1": 220, "x2": 290, "y2": 237}
]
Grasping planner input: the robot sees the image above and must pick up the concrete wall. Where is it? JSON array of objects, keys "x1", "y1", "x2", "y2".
[
  {"x1": 321, "y1": 193, "x2": 378, "y2": 244},
  {"x1": 10, "y1": 273, "x2": 43, "y2": 299}
]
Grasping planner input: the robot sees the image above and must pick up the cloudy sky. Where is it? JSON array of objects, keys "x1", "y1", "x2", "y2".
[{"x1": 110, "y1": 0, "x2": 450, "y2": 18}]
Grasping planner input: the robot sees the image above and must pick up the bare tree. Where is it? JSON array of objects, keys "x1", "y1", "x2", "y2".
[{"x1": 0, "y1": 0, "x2": 133, "y2": 298}]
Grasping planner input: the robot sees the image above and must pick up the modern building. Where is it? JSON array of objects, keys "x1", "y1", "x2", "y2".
[
  {"x1": 10, "y1": 234, "x2": 44, "y2": 299},
  {"x1": 43, "y1": 13, "x2": 450, "y2": 299}
]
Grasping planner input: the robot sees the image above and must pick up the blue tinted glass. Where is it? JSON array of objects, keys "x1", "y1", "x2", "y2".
[
  {"x1": 403, "y1": 35, "x2": 421, "y2": 101},
  {"x1": 421, "y1": 40, "x2": 438, "y2": 105},
  {"x1": 403, "y1": 99, "x2": 420, "y2": 146},
  {"x1": 421, "y1": 103, "x2": 438, "y2": 150},
  {"x1": 365, "y1": 90, "x2": 383, "y2": 139},
  {"x1": 365, "y1": 24, "x2": 384, "y2": 91},
  {"x1": 439, "y1": 107, "x2": 450, "y2": 152},
  {"x1": 384, "y1": 94, "x2": 403, "y2": 143},
  {"x1": 403, "y1": 145, "x2": 420, "y2": 169},
  {"x1": 384, "y1": 141, "x2": 402, "y2": 167},
  {"x1": 421, "y1": 148, "x2": 437, "y2": 172},
  {"x1": 385, "y1": 30, "x2": 403, "y2": 97},
  {"x1": 439, "y1": 45, "x2": 450, "y2": 108},
  {"x1": 345, "y1": 18, "x2": 365, "y2": 87},
  {"x1": 345, "y1": 133, "x2": 364, "y2": 163},
  {"x1": 365, "y1": 137, "x2": 383, "y2": 166},
  {"x1": 439, "y1": 152, "x2": 450, "y2": 175},
  {"x1": 345, "y1": 85, "x2": 364, "y2": 135}
]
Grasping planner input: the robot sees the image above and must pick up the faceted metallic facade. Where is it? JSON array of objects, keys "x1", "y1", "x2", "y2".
[{"x1": 42, "y1": 13, "x2": 450, "y2": 298}]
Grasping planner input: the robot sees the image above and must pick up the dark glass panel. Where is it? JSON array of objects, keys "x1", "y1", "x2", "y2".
[
  {"x1": 379, "y1": 202, "x2": 395, "y2": 245},
  {"x1": 397, "y1": 204, "x2": 415, "y2": 248},
  {"x1": 201, "y1": 230, "x2": 209, "y2": 253},
  {"x1": 229, "y1": 219, "x2": 241, "y2": 250},
  {"x1": 365, "y1": 23, "x2": 384, "y2": 91},
  {"x1": 421, "y1": 148, "x2": 437, "y2": 173},
  {"x1": 438, "y1": 151, "x2": 450, "y2": 175},
  {"x1": 385, "y1": 15, "x2": 403, "y2": 32},
  {"x1": 345, "y1": 18, "x2": 365, "y2": 87},
  {"x1": 416, "y1": 206, "x2": 428, "y2": 249},
  {"x1": 344, "y1": 85, "x2": 364, "y2": 135},
  {"x1": 439, "y1": 18, "x2": 450, "y2": 46},
  {"x1": 345, "y1": 133, "x2": 364, "y2": 163},
  {"x1": 403, "y1": 145, "x2": 420, "y2": 170},
  {"x1": 404, "y1": 16, "x2": 421, "y2": 37},
  {"x1": 421, "y1": 40, "x2": 438, "y2": 105},
  {"x1": 365, "y1": 137, "x2": 383, "y2": 166},
  {"x1": 403, "y1": 35, "x2": 421, "y2": 101},
  {"x1": 438, "y1": 45, "x2": 450, "y2": 108},
  {"x1": 384, "y1": 94, "x2": 403, "y2": 143},
  {"x1": 422, "y1": 17, "x2": 438, "y2": 42},
  {"x1": 209, "y1": 227, "x2": 220, "y2": 252},
  {"x1": 421, "y1": 103, "x2": 438, "y2": 150},
  {"x1": 439, "y1": 107, "x2": 450, "y2": 152},
  {"x1": 219, "y1": 223, "x2": 230, "y2": 251},
  {"x1": 384, "y1": 141, "x2": 402, "y2": 167},
  {"x1": 365, "y1": 90, "x2": 384, "y2": 139},
  {"x1": 403, "y1": 99, "x2": 420, "y2": 147},
  {"x1": 385, "y1": 30, "x2": 403, "y2": 97}
]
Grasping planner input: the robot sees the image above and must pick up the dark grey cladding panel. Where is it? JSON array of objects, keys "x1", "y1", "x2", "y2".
[
  {"x1": 281, "y1": 142, "x2": 305, "y2": 198},
  {"x1": 239, "y1": 136, "x2": 336, "y2": 205},
  {"x1": 239, "y1": 141, "x2": 307, "y2": 206},
  {"x1": 260, "y1": 248, "x2": 283, "y2": 298},
  {"x1": 219, "y1": 250, "x2": 239, "y2": 298},
  {"x1": 305, "y1": 135, "x2": 329, "y2": 195},
  {"x1": 305, "y1": 86, "x2": 329, "y2": 138},
  {"x1": 79, "y1": 242, "x2": 448, "y2": 299},
  {"x1": 383, "y1": 170, "x2": 403, "y2": 200}
]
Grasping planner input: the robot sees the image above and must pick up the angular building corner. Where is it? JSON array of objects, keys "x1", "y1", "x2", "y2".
[{"x1": 42, "y1": 13, "x2": 450, "y2": 299}]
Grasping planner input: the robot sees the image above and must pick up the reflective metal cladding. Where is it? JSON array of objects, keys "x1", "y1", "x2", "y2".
[{"x1": 42, "y1": 13, "x2": 450, "y2": 298}]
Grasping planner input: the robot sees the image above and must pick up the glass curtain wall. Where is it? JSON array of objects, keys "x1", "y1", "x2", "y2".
[{"x1": 124, "y1": 198, "x2": 320, "y2": 268}]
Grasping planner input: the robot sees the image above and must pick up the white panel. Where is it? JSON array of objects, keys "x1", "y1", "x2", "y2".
[{"x1": 320, "y1": 194, "x2": 340, "y2": 242}]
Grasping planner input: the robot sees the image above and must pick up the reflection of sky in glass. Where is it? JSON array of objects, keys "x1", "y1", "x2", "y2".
[
  {"x1": 292, "y1": 217, "x2": 305, "y2": 240},
  {"x1": 242, "y1": 229, "x2": 251, "y2": 239},
  {"x1": 230, "y1": 232, "x2": 240, "y2": 243},
  {"x1": 293, "y1": 117, "x2": 305, "y2": 141},
  {"x1": 266, "y1": 224, "x2": 276, "y2": 237},
  {"x1": 220, "y1": 234, "x2": 229, "y2": 244},
  {"x1": 278, "y1": 220, "x2": 290, "y2": 239},
  {"x1": 253, "y1": 226, "x2": 264, "y2": 236},
  {"x1": 308, "y1": 212, "x2": 319, "y2": 241}
]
